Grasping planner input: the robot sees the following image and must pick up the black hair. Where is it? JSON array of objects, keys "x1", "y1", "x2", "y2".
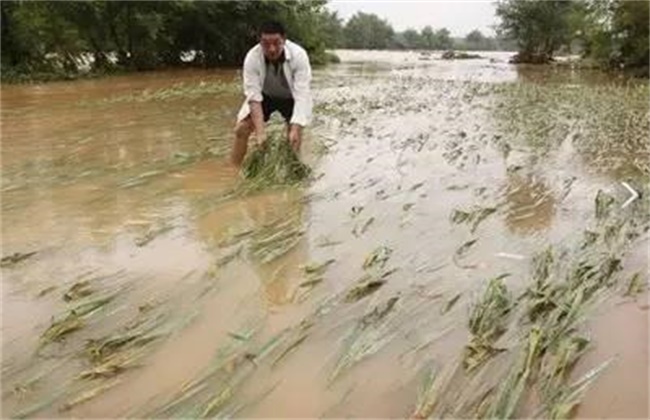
[{"x1": 260, "y1": 20, "x2": 286, "y2": 37}]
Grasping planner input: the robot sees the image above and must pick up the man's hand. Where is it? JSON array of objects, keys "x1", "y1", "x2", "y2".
[
  {"x1": 249, "y1": 101, "x2": 266, "y2": 148},
  {"x1": 288, "y1": 124, "x2": 302, "y2": 152},
  {"x1": 253, "y1": 130, "x2": 267, "y2": 148}
]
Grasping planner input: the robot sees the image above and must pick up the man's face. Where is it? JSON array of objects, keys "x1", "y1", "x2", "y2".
[{"x1": 260, "y1": 33, "x2": 285, "y2": 62}]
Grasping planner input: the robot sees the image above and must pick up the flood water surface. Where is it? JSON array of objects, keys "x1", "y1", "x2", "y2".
[{"x1": 2, "y1": 51, "x2": 648, "y2": 418}]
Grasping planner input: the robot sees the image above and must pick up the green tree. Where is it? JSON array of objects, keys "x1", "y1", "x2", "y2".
[
  {"x1": 343, "y1": 12, "x2": 394, "y2": 49},
  {"x1": 495, "y1": 0, "x2": 575, "y2": 62},
  {"x1": 435, "y1": 28, "x2": 453, "y2": 50},
  {"x1": 54, "y1": 1, "x2": 127, "y2": 70},
  {"x1": 402, "y1": 28, "x2": 422, "y2": 49},
  {"x1": 1, "y1": 1, "x2": 86, "y2": 76},
  {"x1": 463, "y1": 29, "x2": 499, "y2": 51},
  {"x1": 609, "y1": 0, "x2": 649, "y2": 69},
  {"x1": 556, "y1": 0, "x2": 647, "y2": 72},
  {"x1": 465, "y1": 29, "x2": 486, "y2": 49},
  {"x1": 0, "y1": 0, "x2": 347, "y2": 81},
  {"x1": 493, "y1": 28, "x2": 519, "y2": 51},
  {"x1": 282, "y1": 0, "x2": 331, "y2": 61},
  {"x1": 1, "y1": 1, "x2": 51, "y2": 73},
  {"x1": 390, "y1": 31, "x2": 407, "y2": 49},
  {"x1": 318, "y1": 9, "x2": 344, "y2": 48},
  {"x1": 420, "y1": 25, "x2": 435, "y2": 49}
]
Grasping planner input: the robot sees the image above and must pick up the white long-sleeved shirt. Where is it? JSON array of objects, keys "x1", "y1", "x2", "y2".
[{"x1": 236, "y1": 39, "x2": 313, "y2": 127}]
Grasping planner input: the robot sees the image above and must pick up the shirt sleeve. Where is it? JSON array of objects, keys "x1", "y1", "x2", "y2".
[
  {"x1": 243, "y1": 50, "x2": 263, "y2": 103},
  {"x1": 289, "y1": 49, "x2": 313, "y2": 127}
]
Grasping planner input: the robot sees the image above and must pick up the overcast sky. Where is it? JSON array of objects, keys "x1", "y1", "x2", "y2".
[{"x1": 327, "y1": 1, "x2": 499, "y2": 37}]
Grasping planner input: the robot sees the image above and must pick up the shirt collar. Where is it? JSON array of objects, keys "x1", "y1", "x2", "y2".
[
  {"x1": 265, "y1": 50, "x2": 286, "y2": 66},
  {"x1": 284, "y1": 40, "x2": 292, "y2": 61}
]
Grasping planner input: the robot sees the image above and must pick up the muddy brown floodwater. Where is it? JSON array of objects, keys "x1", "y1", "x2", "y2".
[{"x1": 1, "y1": 50, "x2": 648, "y2": 418}]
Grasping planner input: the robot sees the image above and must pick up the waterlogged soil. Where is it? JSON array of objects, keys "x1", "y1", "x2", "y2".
[{"x1": 1, "y1": 51, "x2": 648, "y2": 418}]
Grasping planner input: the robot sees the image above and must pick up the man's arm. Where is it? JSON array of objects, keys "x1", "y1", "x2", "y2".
[
  {"x1": 243, "y1": 51, "x2": 266, "y2": 144},
  {"x1": 288, "y1": 49, "x2": 312, "y2": 151},
  {"x1": 289, "y1": 49, "x2": 312, "y2": 128},
  {"x1": 249, "y1": 101, "x2": 266, "y2": 145}
]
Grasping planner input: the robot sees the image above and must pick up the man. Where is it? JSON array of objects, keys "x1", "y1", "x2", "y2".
[{"x1": 231, "y1": 21, "x2": 313, "y2": 167}]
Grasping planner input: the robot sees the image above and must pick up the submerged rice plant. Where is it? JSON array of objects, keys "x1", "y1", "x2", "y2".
[
  {"x1": 464, "y1": 275, "x2": 512, "y2": 372},
  {"x1": 330, "y1": 296, "x2": 400, "y2": 382},
  {"x1": 450, "y1": 206, "x2": 497, "y2": 233}
]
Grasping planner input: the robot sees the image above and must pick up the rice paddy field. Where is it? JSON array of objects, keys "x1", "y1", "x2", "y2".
[{"x1": 1, "y1": 50, "x2": 648, "y2": 418}]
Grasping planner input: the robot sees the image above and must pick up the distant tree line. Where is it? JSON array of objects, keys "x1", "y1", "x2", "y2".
[
  {"x1": 0, "y1": 0, "x2": 336, "y2": 82},
  {"x1": 321, "y1": 11, "x2": 515, "y2": 51}
]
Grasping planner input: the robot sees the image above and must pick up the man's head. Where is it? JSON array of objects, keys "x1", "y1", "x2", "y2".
[{"x1": 259, "y1": 21, "x2": 286, "y2": 62}]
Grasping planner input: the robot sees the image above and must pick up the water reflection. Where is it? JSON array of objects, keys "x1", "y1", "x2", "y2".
[
  {"x1": 502, "y1": 172, "x2": 556, "y2": 234},
  {"x1": 187, "y1": 164, "x2": 308, "y2": 307}
]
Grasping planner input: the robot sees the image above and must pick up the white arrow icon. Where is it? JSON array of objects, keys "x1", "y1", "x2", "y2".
[{"x1": 621, "y1": 182, "x2": 639, "y2": 208}]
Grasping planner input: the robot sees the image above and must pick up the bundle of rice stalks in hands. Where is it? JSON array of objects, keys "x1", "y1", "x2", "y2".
[{"x1": 241, "y1": 132, "x2": 311, "y2": 187}]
